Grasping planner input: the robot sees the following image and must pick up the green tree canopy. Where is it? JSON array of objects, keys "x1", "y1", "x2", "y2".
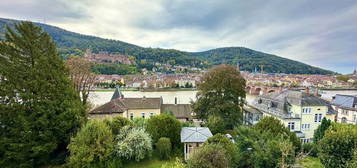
[
  {"x1": 318, "y1": 123, "x2": 357, "y2": 168},
  {"x1": 114, "y1": 126, "x2": 152, "y2": 161},
  {"x1": 253, "y1": 116, "x2": 301, "y2": 150},
  {"x1": 146, "y1": 114, "x2": 181, "y2": 148},
  {"x1": 67, "y1": 120, "x2": 114, "y2": 168},
  {"x1": 0, "y1": 22, "x2": 85, "y2": 167},
  {"x1": 192, "y1": 64, "x2": 246, "y2": 130},
  {"x1": 156, "y1": 137, "x2": 172, "y2": 160},
  {"x1": 187, "y1": 144, "x2": 229, "y2": 168},
  {"x1": 313, "y1": 117, "x2": 331, "y2": 143},
  {"x1": 104, "y1": 116, "x2": 133, "y2": 135}
]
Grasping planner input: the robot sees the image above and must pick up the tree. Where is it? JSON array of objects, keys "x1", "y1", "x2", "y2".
[
  {"x1": 0, "y1": 22, "x2": 85, "y2": 167},
  {"x1": 205, "y1": 115, "x2": 226, "y2": 135},
  {"x1": 187, "y1": 144, "x2": 229, "y2": 168},
  {"x1": 313, "y1": 117, "x2": 331, "y2": 143},
  {"x1": 104, "y1": 116, "x2": 133, "y2": 135},
  {"x1": 67, "y1": 120, "x2": 114, "y2": 168},
  {"x1": 156, "y1": 137, "x2": 172, "y2": 160},
  {"x1": 253, "y1": 117, "x2": 301, "y2": 150},
  {"x1": 192, "y1": 64, "x2": 246, "y2": 129},
  {"x1": 233, "y1": 126, "x2": 295, "y2": 168},
  {"x1": 114, "y1": 126, "x2": 152, "y2": 161},
  {"x1": 318, "y1": 123, "x2": 357, "y2": 168},
  {"x1": 205, "y1": 133, "x2": 239, "y2": 167},
  {"x1": 146, "y1": 114, "x2": 181, "y2": 148},
  {"x1": 66, "y1": 56, "x2": 96, "y2": 105}
]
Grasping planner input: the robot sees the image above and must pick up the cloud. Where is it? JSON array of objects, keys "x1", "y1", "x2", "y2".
[{"x1": 0, "y1": 0, "x2": 356, "y2": 73}]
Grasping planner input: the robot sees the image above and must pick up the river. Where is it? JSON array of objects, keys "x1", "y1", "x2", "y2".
[{"x1": 88, "y1": 90, "x2": 357, "y2": 108}]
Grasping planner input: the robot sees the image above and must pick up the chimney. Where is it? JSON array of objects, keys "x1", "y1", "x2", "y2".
[
  {"x1": 175, "y1": 97, "x2": 177, "y2": 105},
  {"x1": 314, "y1": 88, "x2": 319, "y2": 97},
  {"x1": 305, "y1": 87, "x2": 310, "y2": 95}
]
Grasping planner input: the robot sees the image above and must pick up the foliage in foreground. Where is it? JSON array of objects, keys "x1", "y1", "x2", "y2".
[
  {"x1": 234, "y1": 120, "x2": 296, "y2": 168},
  {"x1": 115, "y1": 126, "x2": 152, "y2": 161},
  {"x1": 318, "y1": 123, "x2": 357, "y2": 168},
  {"x1": 156, "y1": 137, "x2": 172, "y2": 160},
  {"x1": 68, "y1": 120, "x2": 114, "y2": 168},
  {"x1": 0, "y1": 22, "x2": 85, "y2": 167},
  {"x1": 146, "y1": 114, "x2": 182, "y2": 149},
  {"x1": 187, "y1": 144, "x2": 229, "y2": 168}
]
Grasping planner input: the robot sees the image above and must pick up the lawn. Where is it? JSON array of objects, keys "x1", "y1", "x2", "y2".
[
  {"x1": 297, "y1": 156, "x2": 323, "y2": 168},
  {"x1": 125, "y1": 157, "x2": 176, "y2": 168}
]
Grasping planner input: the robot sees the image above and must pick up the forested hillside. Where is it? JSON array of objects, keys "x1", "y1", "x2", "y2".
[{"x1": 0, "y1": 18, "x2": 335, "y2": 74}]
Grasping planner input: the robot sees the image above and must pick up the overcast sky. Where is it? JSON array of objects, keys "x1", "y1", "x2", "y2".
[{"x1": 1, "y1": 0, "x2": 356, "y2": 74}]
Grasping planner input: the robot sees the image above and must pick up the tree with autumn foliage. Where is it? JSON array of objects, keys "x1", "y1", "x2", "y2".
[
  {"x1": 66, "y1": 56, "x2": 96, "y2": 105},
  {"x1": 192, "y1": 64, "x2": 246, "y2": 130}
]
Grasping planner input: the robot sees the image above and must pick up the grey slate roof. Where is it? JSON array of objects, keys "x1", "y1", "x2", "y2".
[
  {"x1": 111, "y1": 87, "x2": 123, "y2": 100},
  {"x1": 161, "y1": 104, "x2": 193, "y2": 119},
  {"x1": 332, "y1": 94, "x2": 357, "y2": 110},
  {"x1": 122, "y1": 97, "x2": 162, "y2": 109},
  {"x1": 253, "y1": 90, "x2": 334, "y2": 118},
  {"x1": 181, "y1": 127, "x2": 213, "y2": 143}
]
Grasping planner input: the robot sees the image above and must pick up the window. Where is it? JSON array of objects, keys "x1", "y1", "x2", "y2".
[
  {"x1": 141, "y1": 112, "x2": 145, "y2": 119},
  {"x1": 342, "y1": 110, "x2": 348, "y2": 115},
  {"x1": 288, "y1": 122, "x2": 295, "y2": 131},
  {"x1": 301, "y1": 124, "x2": 310, "y2": 131},
  {"x1": 271, "y1": 102, "x2": 278, "y2": 108},
  {"x1": 353, "y1": 114, "x2": 357, "y2": 122},
  {"x1": 150, "y1": 112, "x2": 154, "y2": 117},
  {"x1": 341, "y1": 117, "x2": 347, "y2": 123},
  {"x1": 315, "y1": 114, "x2": 322, "y2": 122},
  {"x1": 258, "y1": 99, "x2": 262, "y2": 104},
  {"x1": 300, "y1": 138, "x2": 310, "y2": 143},
  {"x1": 130, "y1": 113, "x2": 134, "y2": 120},
  {"x1": 302, "y1": 107, "x2": 312, "y2": 114}
]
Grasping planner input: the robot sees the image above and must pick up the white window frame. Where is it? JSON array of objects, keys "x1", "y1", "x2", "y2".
[
  {"x1": 301, "y1": 124, "x2": 310, "y2": 131},
  {"x1": 288, "y1": 122, "x2": 295, "y2": 131},
  {"x1": 302, "y1": 107, "x2": 312, "y2": 114}
]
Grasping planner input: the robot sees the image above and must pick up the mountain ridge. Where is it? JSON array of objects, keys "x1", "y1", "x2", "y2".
[{"x1": 0, "y1": 17, "x2": 335, "y2": 74}]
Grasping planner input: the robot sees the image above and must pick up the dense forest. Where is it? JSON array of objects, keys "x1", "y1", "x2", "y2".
[{"x1": 0, "y1": 18, "x2": 335, "y2": 74}]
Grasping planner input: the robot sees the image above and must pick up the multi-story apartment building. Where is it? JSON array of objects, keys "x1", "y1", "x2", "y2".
[
  {"x1": 331, "y1": 94, "x2": 357, "y2": 124},
  {"x1": 251, "y1": 90, "x2": 336, "y2": 143}
]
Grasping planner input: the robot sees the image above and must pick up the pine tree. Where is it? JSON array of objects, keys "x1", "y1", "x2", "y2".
[
  {"x1": 313, "y1": 117, "x2": 332, "y2": 143},
  {"x1": 0, "y1": 22, "x2": 86, "y2": 167}
]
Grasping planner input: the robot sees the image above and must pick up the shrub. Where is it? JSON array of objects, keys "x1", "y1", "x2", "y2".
[
  {"x1": 104, "y1": 116, "x2": 132, "y2": 135},
  {"x1": 205, "y1": 133, "x2": 238, "y2": 167},
  {"x1": 254, "y1": 116, "x2": 301, "y2": 150},
  {"x1": 205, "y1": 115, "x2": 226, "y2": 134},
  {"x1": 114, "y1": 126, "x2": 152, "y2": 161},
  {"x1": 161, "y1": 158, "x2": 186, "y2": 168},
  {"x1": 318, "y1": 123, "x2": 357, "y2": 168},
  {"x1": 156, "y1": 137, "x2": 172, "y2": 160},
  {"x1": 313, "y1": 117, "x2": 331, "y2": 143},
  {"x1": 68, "y1": 120, "x2": 114, "y2": 168},
  {"x1": 301, "y1": 143, "x2": 318, "y2": 157},
  {"x1": 187, "y1": 144, "x2": 229, "y2": 168},
  {"x1": 146, "y1": 114, "x2": 181, "y2": 148}
]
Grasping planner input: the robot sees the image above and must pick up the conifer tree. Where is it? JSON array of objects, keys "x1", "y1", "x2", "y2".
[
  {"x1": 0, "y1": 22, "x2": 85, "y2": 167},
  {"x1": 313, "y1": 117, "x2": 331, "y2": 143}
]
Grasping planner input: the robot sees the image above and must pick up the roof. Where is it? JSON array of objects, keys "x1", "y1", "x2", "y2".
[
  {"x1": 122, "y1": 97, "x2": 162, "y2": 109},
  {"x1": 252, "y1": 90, "x2": 334, "y2": 118},
  {"x1": 90, "y1": 98, "x2": 127, "y2": 114},
  {"x1": 111, "y1": 87, "x2": 123, "y2": 100},
  {"x1": 260, "y1": 90, "x2": 328, "y2": 106},
  {"x1": 181, "y1": 127, "x2": 213, "y2": 143},
  {"x1": 332, "y1": 94, "x2": 357, "y2": 110},
  {"x1": 161, "y1": 104, "x2": 193, "y2": 119}
]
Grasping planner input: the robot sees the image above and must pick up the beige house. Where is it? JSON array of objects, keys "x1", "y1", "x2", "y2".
[
  {"x1": 180, "y1": 127, "x2": 213, "y2": 160},
  {"x1": 331, "y1": 94, "x2": 357, "y2": 124},
  {"x1": 89, "y1": 87, "x2": 194, "y2": 121},
  {"x1": 89, "y1": 87, "x2": 162, "y2": 120},
  {"x1": 251, "y1": 89, "x2": 336, "y2": 143}
]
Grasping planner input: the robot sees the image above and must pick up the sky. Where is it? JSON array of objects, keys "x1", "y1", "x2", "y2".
[{"x1": 0, "y1": 0, "x2": 356, "y2": 74}]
